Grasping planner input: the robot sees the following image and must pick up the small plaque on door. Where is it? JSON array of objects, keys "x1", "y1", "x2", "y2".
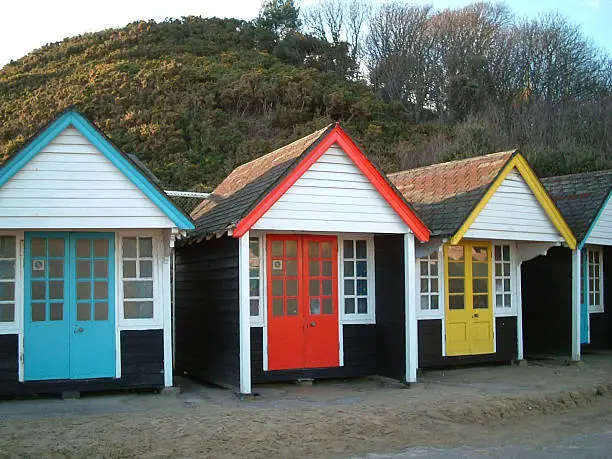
[
  {"x1": 32, "y1": 260, "x2": 45, "y2": 271},
  {"x1": 272, "y1": 260, "x2": 283, "y2": 270}
]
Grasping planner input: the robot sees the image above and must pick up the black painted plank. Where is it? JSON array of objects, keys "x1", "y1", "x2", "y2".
[{"x1": 585, "y1": 246, "x2": 612, "y2": 350}]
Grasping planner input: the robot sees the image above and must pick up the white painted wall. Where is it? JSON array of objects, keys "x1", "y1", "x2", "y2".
[
  {"x1": 464, "y1": 169, "x2": 564, "y2": 243},
  {"x1": 585, "y1": 194, "x2": 612, "y2": 246},
  {"x1": 252, "y1": 145, "x2": 410, "y2": 233},
  {"x1": 0, "y1": 127, "x2": 175, "y2": 229}
]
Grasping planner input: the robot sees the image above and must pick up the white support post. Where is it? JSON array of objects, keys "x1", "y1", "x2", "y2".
[
  {"x1": 404, "y1": 233, "x2": 418, "y2": 383},
  {"x1": 239, "y1": 232, "x2": 252, "y2": 395},
  {"x1": 571, "y1": 248, "x2": 581, "y2": 362},
  {"x1": 162, "y1": 237, "x2": 173, "y2": 387},
  {"x1": 516, "y1": 260, "x2": 524, "y2": 361}
]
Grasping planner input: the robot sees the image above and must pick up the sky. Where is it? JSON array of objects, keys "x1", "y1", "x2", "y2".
[{"x1": 1, "y1": 0, "x2": 611, "y2": 68}]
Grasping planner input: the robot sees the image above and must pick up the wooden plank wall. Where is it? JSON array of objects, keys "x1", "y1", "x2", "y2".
[
  {"x1": 585, "y1": 246, "x2": 612, "y2": 350},
  {"x1": 175, "y1": 236, "x2": 241, "y2": 390}
]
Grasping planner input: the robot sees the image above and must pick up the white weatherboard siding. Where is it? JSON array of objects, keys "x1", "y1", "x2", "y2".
[
  {"x1": 586, "y1": 194, "x2": 612, "y2": 246},
  {"x1": 252, "y1": 145, "x2": 410, "y2": 233},
  {"x1": 464, "y1": 169, "x2": 563, "y2": 243},
  {"x1": 0, "y1": 127, "x2": 174, "y2": 229}
]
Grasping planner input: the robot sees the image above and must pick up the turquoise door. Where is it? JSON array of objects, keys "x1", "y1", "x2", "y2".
[
  {"x1": 24, "y1": 232, "x2": 116, "y2": 381},
  {"x1": 580, "y1": 249, "x2": 589, "y2": 344}
]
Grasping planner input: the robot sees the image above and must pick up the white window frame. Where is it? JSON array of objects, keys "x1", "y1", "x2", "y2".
[
  {"x1": 339, "y1": 236, "x2": 376, "y2": 325},
  {"x1": 118, "y1": 231, "x2": 163, "y2": 328},
  {"x1": 416, "y1": 248, "x2": 444, "y2": 319},
  {"x1": 493, "y1": 243, "x2": 518, "y2": 316},
  {"x1": 0, "y1": 232, "x2": 22, "y2": 334},
  {"x1": 249, "y1": 235, "x2": 264, "y2": 327},
  {"x1": 585, "y1": 246, "x2": 604, "y2": 314}
]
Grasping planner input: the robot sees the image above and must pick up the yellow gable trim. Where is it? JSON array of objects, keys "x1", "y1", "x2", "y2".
[{"x1": 450, "y1": 153, "x2": 577, "y2": 249}]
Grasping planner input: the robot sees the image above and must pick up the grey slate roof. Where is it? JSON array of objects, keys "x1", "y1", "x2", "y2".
[{"x1": 541, "y1": 169, "x2": 612, "y2": 243}]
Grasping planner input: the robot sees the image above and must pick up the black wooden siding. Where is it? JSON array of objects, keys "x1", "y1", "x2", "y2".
[
  {"x1": 0, "y1": 330, "x2": 164, "y2": 395},
  {"x1": 374, "y1": 235, "x2": 406, "y2": 380},
  {"x1": 175, "y1": 236, "x2": 241, "y2": 390},
  {"x1": 583, "y1": 246, "x2": 612, "y2": 350},
  {"x1": 418, "y1": 317, "x2": 517, "y2": 368}
]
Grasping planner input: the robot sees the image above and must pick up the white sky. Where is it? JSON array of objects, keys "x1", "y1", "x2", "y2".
[{"x1": 1, "y1": 0, "x2": 610, "y2": 68}]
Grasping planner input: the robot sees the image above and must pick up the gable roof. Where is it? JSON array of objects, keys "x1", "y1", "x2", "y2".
[
  {"x1": 389, "y1": 150, "x2": 576, "y2": 248},
  {"x1": 190, "y1": 124, "x2": 430, "y2": 242},
  {"x1": 542, "y1": 169, "x2": 612, "y2": 246},
  {"x1": 0, "y1": 109, "x2": 194, "y2": 230}
]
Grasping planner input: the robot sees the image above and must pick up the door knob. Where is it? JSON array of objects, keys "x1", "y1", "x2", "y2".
[
  {"x1": 310, "y1": 322, "x2": 316, "y2": 327},
  {"x1": 75, "y1": 327, "x2": 84, "y2": 333},
  {"x1": 473, "y1": 313, "x2": 479, "y2": 318}
]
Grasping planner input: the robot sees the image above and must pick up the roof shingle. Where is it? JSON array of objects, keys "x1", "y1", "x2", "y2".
[
  {"x1": 541, "y1": 169, "x2": 612, "y2": 242},
  {"x1": 388, "y1": 151, "x2": 516, "y2": 237}
]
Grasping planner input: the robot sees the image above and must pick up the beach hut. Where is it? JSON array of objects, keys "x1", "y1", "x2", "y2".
[
  {"x1": 174, "y1": 124, "x2": 430, "y2": 394},
  {"x1": 388, "y1": 151, "x2": 576, "y2": 368},
  {"x1": 0, "y1": 109, "x2": 193, "y2": 395}
]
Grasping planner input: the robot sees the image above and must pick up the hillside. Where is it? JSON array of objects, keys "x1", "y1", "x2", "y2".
[{"x1": 0, "y1": 15, "x2": 610, "y2": 191}]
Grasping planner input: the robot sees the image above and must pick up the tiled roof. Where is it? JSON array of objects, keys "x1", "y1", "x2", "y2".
[
  {"x1": 388, "y1": 151, "x2": 516, "y2": 236},
  {"x1": 190, "y1": 125, "x2": 334, "y2": 237},
  {"x1": 541, "y1": 169, "x2": 612, "y2": 242}
]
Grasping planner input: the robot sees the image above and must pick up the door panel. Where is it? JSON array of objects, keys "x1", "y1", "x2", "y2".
[
  {"x1": 267, "y1": 236, "x2": 304, "y2": 371},
  {"x1": 267, "y1": 235, "x2": 339, "y2": 371},
  {"x1": 445, "y1": 242, "x2": 494, "y2": 356},
  {"x1": 24, "y1": 232, "x2": 116, "y2": 381},
  {"x1": 70, "y1": 234, "x2": 116, "y2": 379},
  {"x1": 24, "y1": 234, "x2": 70, "y2": 381},
  {"x1": 303, "y1": 236, "x2": 339, "y2": 368}
]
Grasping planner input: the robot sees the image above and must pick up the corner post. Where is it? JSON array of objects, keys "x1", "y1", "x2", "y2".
[
  {"x1": 239, "y1": 232, "x2": 252, "y2": 394},
  {"x1": 404, "y1": 233, "x2": 418, "y2": 383},
  {"x1": 162, "y1": 232, "x2": 174, "y2": 387},
  {"x1": 516, "y1": 259, "x2": 524, "y2": 361},
  {"x1": 571, "y1": 248, "x2": 581, "y2": 362}
]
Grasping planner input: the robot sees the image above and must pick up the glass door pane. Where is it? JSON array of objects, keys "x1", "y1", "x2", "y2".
[{"x1": 447, "y1": 245, "x2": 465, "y2": 310}]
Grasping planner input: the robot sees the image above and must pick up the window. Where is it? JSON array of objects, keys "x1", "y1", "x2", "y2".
[
  {"x1": 0, "y1": 236, "x2": 16, "y2": 323},
  {"x1": 419, "y1": 252, "x2": 440, "y2": 312},
  {"x1": 586, "y1": 247, "x2": 604, "y2": 313},
  {"x1": 122, "y1": 236, "x2": 154, "y2": 320},
  {"x1": 249, "y1": 237, "x2": 263, "y2": 324},
  {"x1": 342, "y1": 238, "x2": 374, "y2": 322},
  {"x1": 494, "y1": 245, "x2": 512, "y2": 310}
]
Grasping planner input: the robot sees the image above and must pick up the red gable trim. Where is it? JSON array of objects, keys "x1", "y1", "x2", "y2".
[{"x1": 232, "y1": 125, "x2": 431, "y2": 242}]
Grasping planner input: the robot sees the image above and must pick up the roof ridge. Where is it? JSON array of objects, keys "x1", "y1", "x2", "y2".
[
  {"x1": 389, "y1": 149, "x2": 517, "y2": 178},
  {"x1": 541, "y1": 168, "x2": 612, "y2": 182}
]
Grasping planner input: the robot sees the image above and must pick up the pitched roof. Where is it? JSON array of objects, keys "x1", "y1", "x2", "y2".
[
  {"x1": 190, "y1": 125, "x2": 334, "y2": 237},
  {"x1": 0, "y1": 108, "x2": 194, "y2": 230},
  {"x1": 388, "y1": 151, "x2": 516, "y2": 237},
  {"x1": 541, "y1": 169, "x2": 612, "y2": 243}
]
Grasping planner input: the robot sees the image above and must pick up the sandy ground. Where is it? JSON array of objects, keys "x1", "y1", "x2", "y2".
[{"x1": 1, "y1": 352, "x2": 612, "y2": 458}]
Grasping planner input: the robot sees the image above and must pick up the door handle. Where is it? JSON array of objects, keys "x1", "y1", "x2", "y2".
[
  {"x1": 74, "y1": 327, "x2": 84, "y2": 334},
  {"x1": 310, "y1": 322, "x2": 316, "y2": 327},
  {"x1": 473, "y1": 313, "x2": 479, "y2": 318}
]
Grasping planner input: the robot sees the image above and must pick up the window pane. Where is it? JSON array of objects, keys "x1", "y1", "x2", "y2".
[
  {"x1": 77, "y1": 260, "x2": 91, "y2": 279},
  {"x1": 494, "y1": 246, "x2": 501, "y2": 260},
  {"x1": 272, "y1": 299, "x2": 284, "y2": 316},
  {"x1": 250, "y1": 267, "x2": 260, "y2": 278},
  {"x1": 0, "y1": 260, "x2": 15, "y2": 279},
  {"x1": 420, "y1": 295, "x2": 429, "y2": 310},
  {"x1": 430, "y1": 295, "x2": 439, "y2": 310},
  {"x1": 343, "y1": 261, "x2": 354, "y2": 277},
  {"x1": 473, "y1": 279, "x2": 488, "y2": 294},
  {"x1": 430, "y1": 258, "x2": 438, "y2": 276},
  {"x1": 343, "y1": 240, "x2": 354, "y2": 259},
  {"x1": 94, "y1": 302, "x2": 108, "y2": 321},
  {"x1": 250, "y1": 299, "x2": 260, "y2": 316},
  {"x1": 356, "y1": 240, "x2": 367, "y2": 259},
  {"x1": 49, "y1": 260, "x2": 63, "y2": 279},
  {"x1": 473, "y1": 294, "x2": 489, "y2": 309},
  {"x1": 31, "y1": 238, "x2": 45, "y2": 258},
  {"x1": 286, "y1": 279, "x2": 298, "y2": 296},
  {"x1": 473, "y1": 263, "x2": 488, "y2": 278},
  {"x1": 495, "y1": 263, "x2": 502, "y2": 277},
  {"x1": 322, "y1": 261, "x2": 332, "y2": 277},
  {"x1": 0, "y1": 304, "x2": 15, "y2": 322},
  {"x1": 139, "y1": 260, "x2": 153, "y2": 278},
  {"x1": 272, "y1": 280, "x2": 283, "y2": 296},
  {"x1": 271, "y1": 241, "x2": 283, "y2": 257},
  {"x1": 356, "y1": 279, "x2": 367, "y2": 295},
  {"x1": 308, "y1": 260, "x2": 319, "y2": 277},
  {"x1": 321, "y1": 242, "x2": 331, "y2": 258},
  {"x1": 124, "y1": 280, "x2": 153, "y2": 299},
  {"x1": 308, "y1": 242, "x2": 319, "y2": 258},
  {"x1": 310, "y1": 298, "x2": 321, "y2": 315},
  {"x1": 249, "y1": 239, "x2": 259, "y2": 259},
  {"x1": 420, "y1": 260, "x2": 429, "y2": 275},
  {"x1": 502, "y1": 245, "x2": 510, "y2": 260},
  {"x1": 344, "y1": 279, "x2": 354, "y2": 295},
  {"x1": 345, "y1": 297, "x2": 355, "y2": 314},
  {"x1": 123, "y1": 260, "x2": 136, "y2": 278},
  {"x1": 448, "y1": 278, "x2": 464, "y2": 293},
  {"x1": 31, "y1": 282, "x2": 45, "y2": 301},
  {"x1": 309, "y1": 280, "x2": 320, "y2": 296},
  {"x1": 49, "y1": 281, "x2": 64, "y2": 299},
  {"x1": 431, "y1": 278, "x2": 438, "y2": 293},
  {"x1": 139, "y1": 238, "x2": 153, "y2": 258},
  {"x1": 286, "y1": 259, "x2": 298, "y2": 277},
  {"x1": 93, "y1": 239, "x2": 108, "y2": 258},
  {"x1": 357, "y1": 297, "x2": 367, "y2": 313},
  {"x1": 323, "y1": 298, "x2": 333, "y2": 314},
  {"x1": 449, "y1": 295, "x2": 464, "y2": 309},
  {"x1": 94, "y1": 282, "x2": 108, "y2": 300},
  {"x1": 76, "y1": 239, "x2": 90, "y2": 258},
  {"x1": 496, "y1": 294, "x2": 503, "y2": 307},
  {"x1": 272, "y1": 260, "x2": 282, "y2": 276},
  {"x1": 472, "y1": 246, "x2": 488, "y2": 262},
  {"x1": 420, "y1": 278, "x2": 429, "y2": 293},
  {"x1": 503, "y1": 279, "x2": 510, "y2": 292},
  {"x1": 0, "y1": 236, "x2": 16, "y2": 258},
  {"x1": 122, "y1": 238, "x2": 137, "y2": 258},
  {"x1": 504, "y1": 294, "x2": 511, "y2": 307},
  {"x1": 356, "y1": 261, "x2": 367, "y2": 277},
  {"x1": 95, "y1": 260, "x2": 109, "y2": 278},
  {"x1": 448, "y1": 262, "x2": 464, "y2": 277},
  {"x1": 77, "y1": 302, "x2": 91, "y2": 321},
  {"x1": 49, "y1": 238, "x2": 64, "y2": 257},
  {"x1": 32, "y1": 303, "x2": 46, "y2": 321},
  {"x1": 124, "y1": 301, "x2": 153, "y2": 319},
  {"x1": 287, "y1": 298, "x2": 298, "y2": 315},
  {"x1": 77, "y1": 282, "x2": 91, "y2": 300},
  {"x1": 250, "y1": 279, "x2": 259, "y2": 297},
  {"x1": 503, "y1": 263, "x2": 510, "y2": 277},
  {"x1": 447, "y1": 246, "x2": 464, "y2": 261},
  {"x1": 286, "y1": 240, "x2": 297, "y2": 258},
  {"x1": 322, "y1": 279, "x2": 332, "y2": 295}
]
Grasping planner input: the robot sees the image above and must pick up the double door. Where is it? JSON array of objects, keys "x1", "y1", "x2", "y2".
[
  {"x1": 267, "y1": 235, "x2": 339, "y2": 371},
  {"x1": 445, "y1": 241, "x2": 494, "y2": 356},
  {"x1": 24, "y1": 232, "x2": 115, "y2": 381}
]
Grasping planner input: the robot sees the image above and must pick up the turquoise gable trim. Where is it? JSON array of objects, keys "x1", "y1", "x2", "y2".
[
  {"x1": 0, "y1": 110, "x2": 194, "y2": 230},
  {"x1": 579, "y1": 191, "x2": 612, "y2": 250}
]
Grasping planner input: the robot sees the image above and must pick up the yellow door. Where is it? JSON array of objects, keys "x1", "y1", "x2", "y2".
[{"x1": 444, "y1": 242, "x2": 494, "y2": 356}]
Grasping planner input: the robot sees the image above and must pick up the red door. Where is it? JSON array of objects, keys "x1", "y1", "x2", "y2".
[{"x1": 267, "y1": 235, "x2": 339, "y2": 371}]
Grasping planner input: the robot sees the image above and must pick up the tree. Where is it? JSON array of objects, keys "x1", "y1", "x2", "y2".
[{"x1": 256, "y1": 0, "x2": 301, "y2": 44}]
